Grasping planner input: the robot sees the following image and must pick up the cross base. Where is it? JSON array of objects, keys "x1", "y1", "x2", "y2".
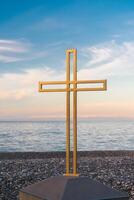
[
  {"x1": 19, "y1": 176, "x2": 128, "y2": 200},
  {"x1": 63, "y1": 173, "x2": 79, "y2": 177}
]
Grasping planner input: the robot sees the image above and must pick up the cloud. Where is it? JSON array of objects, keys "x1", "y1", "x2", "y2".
[
  {"x1": 1, "y1": 40, "x2": 134, "y2": 100},
  {"x1": 0, "y1": 40, "x2": 18, "y2": 44},
  {"x1": 0, "y1": 39, "x2": 31, "y2": 63},
  {"x1": 80, "y1": 40, "x2": 134, "y2": 78},
  {"x1": 0, "y1": 54, "x2": 23, "y2": 63},
  {"x1": 0, "y1": 39, "x2": 49, "y2": 64},
  {"x1": 0, "y1": 67, "x2": 65, "y2": 100},
  {"x1": 126, "y1": 19, "x2": 134, "y2": 26},
  {"x1": 0, "y1": 39, "x2": 29, "y2": 52},
  {"x1": 31, "y1": 17, "x2": 65, "y2": 31},
  {"x1": 0, "y1": 40, "x2": 134, "y2": 119}
]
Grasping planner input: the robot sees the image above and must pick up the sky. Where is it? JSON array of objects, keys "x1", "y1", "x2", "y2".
[{"x1": 0, "y1": 0, "x2": 134, "y2": 120}]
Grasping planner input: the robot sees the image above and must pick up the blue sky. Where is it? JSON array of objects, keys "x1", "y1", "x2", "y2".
[
  {"x1": 1, "y1": 0, "x2": 134, "y2": 72},
  {"x1": 0, "y1": 0, "x2": 134, "y2": 120}
]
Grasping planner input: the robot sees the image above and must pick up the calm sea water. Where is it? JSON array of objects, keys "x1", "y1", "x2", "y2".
[{"x1": 0, "y1": 119, "x2": 134, "y2": 152}]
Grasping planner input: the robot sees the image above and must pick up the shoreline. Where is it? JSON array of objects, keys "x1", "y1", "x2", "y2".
[
  {"x1": 0, "y1": 151, "x2": 134, "y2": 200},
  {"x1": 0, "y1": 150, "x2": 134, "y2": 160}
]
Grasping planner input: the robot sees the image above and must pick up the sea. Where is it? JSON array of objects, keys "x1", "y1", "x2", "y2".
[{"x1": 0, "y1": 118, "x2": 133, "y2": 152}]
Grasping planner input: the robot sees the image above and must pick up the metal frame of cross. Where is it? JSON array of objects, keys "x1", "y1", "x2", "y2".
[{"x1": 39, "y1": 48, "x2": 107, "y2": 177}]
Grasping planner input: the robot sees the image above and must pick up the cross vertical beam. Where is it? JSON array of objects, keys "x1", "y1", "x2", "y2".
[
  {"x1": 66, "y1": 50, "x2": 70, "y2": 175},
  {"x1": 73, "y1": 49, "x2": 77, "y2": 175},
  {"x1": 66, "y1": 49, "x2": 78, "y2": 176}
]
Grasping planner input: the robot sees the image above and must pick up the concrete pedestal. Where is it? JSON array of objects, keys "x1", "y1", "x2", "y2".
[{"x1": 20, "y1": 176, "x2": 129, "y2": 200}]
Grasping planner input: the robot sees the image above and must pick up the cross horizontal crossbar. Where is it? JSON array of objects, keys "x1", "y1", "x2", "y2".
[{"x1": 39, "y1": 79, "x2": 107, "y2": 92}]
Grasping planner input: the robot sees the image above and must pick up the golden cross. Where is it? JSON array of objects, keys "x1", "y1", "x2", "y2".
[{"x1": 39, "y1": 48, "x2": 107, "y2": 177}]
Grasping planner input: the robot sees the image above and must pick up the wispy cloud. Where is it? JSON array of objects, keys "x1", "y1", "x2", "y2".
[
  {"x1": 0, "y1": 39, "x2": 30, "y2": 52},
  {"x1": 0, "y1": 40, "x2": 19, "y2": 44},
  {"x1": 0, "y1": 67, "x2": 65, "y2": 119},
  {"x1": 0, "y1": 39, "x2": 49, "y2": 64},
  {"x1": 0, "y1": 54, "x2": 22, "y2": 63},
  {"x1": 0, "y1": 40, "x2": 134, "y2": 119},
  {"x1": 1, "y1": 40, "x2": 134, "y2": 100},
  {"x1": 0, "y1": 39, "x2": 31, "y2": 63},
  {"x1": 126, "y1": 19, "x2": 134, "y2": 26},
  {"x1": 30, "y1": 17, "x2": 65, "y2": 31},
  {"x1": 0, "y1": 67, "x2": 65, "y2": 100},
  {"x1": 80, "y1": 40, "x2": 134, "y2": 78}
]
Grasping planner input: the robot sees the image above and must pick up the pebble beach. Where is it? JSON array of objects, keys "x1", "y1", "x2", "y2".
[{"x1": 0, "y1": 151, "x2": 134, "y2": 200}]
